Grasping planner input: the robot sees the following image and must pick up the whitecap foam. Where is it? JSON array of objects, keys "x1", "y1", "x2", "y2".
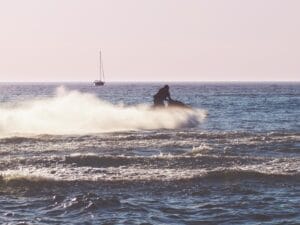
[{"x1": 2, "y1": 159, "x2": 299, "y2": 183}]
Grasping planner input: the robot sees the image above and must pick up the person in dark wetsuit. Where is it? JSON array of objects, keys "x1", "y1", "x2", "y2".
[{"x1": 153, "y1": 85, "x2": 172, "y2": 107}]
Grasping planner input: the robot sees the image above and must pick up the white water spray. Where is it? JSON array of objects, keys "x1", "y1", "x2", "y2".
[{"x1": 0, "y1": 87, "x2": 206, "y2": 137}]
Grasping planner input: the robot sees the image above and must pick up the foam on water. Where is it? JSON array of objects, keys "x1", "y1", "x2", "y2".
[
  {"x1": 1, "y1": 152, "x2": 299, "y2": 186},
  {"x1": 0, "y1": 87, "x2": 206, "y2": 137},
  {"x1": 1, "y1": 162, "x2": 299, "y2": 188}
]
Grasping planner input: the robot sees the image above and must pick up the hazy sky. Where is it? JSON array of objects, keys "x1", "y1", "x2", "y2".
[{"x1": 0, "y1": 0, "x2": 299, "y2": 82}]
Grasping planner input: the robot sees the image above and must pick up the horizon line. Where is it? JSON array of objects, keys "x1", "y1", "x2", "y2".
[{"x1": 0, "y1": 80, "x2": 300, "y2": 83}]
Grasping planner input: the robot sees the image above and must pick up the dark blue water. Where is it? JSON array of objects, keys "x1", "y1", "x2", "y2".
[{"x1": 0, "y1": 82, "x2": 299, "y2": 224}]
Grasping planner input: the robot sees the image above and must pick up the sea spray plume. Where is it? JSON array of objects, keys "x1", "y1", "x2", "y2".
[{"x1": 0, "y1": 87, "x2": 206, "y2": 137}]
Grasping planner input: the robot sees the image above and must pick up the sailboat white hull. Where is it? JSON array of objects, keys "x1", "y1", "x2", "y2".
[{"x1": 94, "y1": 80, "x2": 105, "y2": 86}]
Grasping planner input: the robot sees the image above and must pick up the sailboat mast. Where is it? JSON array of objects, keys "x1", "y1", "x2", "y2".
[
  {"x1": 101, "y1": 55, "x2": 105, "y2": 81},
  {"x1": 99, "y1": 50, "x2": 102, "y2": 80},
  {"x1": 93, "y1": 49, "x2": 105, "y2": 86}
]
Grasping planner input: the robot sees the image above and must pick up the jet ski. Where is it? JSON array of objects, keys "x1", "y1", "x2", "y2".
[{"x1": 167, "y1": 99, "x2": 191, "y2": 109}]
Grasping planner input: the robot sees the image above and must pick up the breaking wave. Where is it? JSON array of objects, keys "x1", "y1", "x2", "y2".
[
  {"x1": 1, "y1": 167, "x2": 299, "y2": 191},
  {"x1": 0, "y1": 87, "x2": 206, "y2": 137}
]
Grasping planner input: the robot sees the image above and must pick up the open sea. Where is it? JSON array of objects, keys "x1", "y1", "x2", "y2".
[{"x1": 0, "y1": 82, "x2": 299, "y2": 225}]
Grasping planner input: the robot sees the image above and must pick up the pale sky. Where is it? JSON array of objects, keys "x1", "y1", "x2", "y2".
[{"x1": 0, "y1": 0, "x2": 299, "y2": 82}]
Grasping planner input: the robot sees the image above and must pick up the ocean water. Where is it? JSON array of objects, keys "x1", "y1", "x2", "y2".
[{"x1": 0, "y1": 82, "x2": 299, "y2": 225}]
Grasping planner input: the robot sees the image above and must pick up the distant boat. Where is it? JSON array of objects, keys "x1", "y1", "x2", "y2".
[{"x1": 93, "y1": 50, "x2": 105, "y2": 86}]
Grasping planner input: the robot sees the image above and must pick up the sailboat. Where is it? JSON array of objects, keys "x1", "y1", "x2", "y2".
[{"x1": 93, "y1": 50, "x2": 105, "y2": 86}]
